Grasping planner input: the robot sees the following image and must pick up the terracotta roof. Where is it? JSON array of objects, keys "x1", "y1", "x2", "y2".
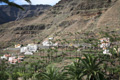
[
  {"x1": 4, "y1": 54, "x2": 11, "y2": 57},
  {"x1": 15, "y1": 44, "x2": 21, "y2": 47}
]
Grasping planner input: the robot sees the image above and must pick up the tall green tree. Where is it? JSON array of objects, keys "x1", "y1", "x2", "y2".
[
  {"x1": 80, "y1": 54, "x2": 106, "y2": 80},
  {"x1": 42, "y1": 66, "x2": 65, "y2": 80},
  {"x1": 0, "y1": 60, "x2": 9, "y2": 80},
  {"x1": 64, "y1": 62, "x2": 83, "y2": 80}
]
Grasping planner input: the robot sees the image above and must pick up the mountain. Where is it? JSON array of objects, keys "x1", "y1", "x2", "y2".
[
  {"x1": 0, "y1": 0, "x2": 119, "y2": 48},
  {"x1": 0, "y1": 5, "x2": 51, "y2": 24}
]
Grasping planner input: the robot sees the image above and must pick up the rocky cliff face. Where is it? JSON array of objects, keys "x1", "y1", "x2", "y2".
[
  {"x1": 0, "y1": 0, "x2": 119, "y2": 47},
  {"x1": 0, "y1": 5, "x2": 51, "y2": 24}
]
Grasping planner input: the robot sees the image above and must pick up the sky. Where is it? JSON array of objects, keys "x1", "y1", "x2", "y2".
[
  {"x1": 0, "y1": 0, "x2": 60, "y2": 5},
  {"x1": 14, "y1": 0, "x2": 60, "y2": 5}
]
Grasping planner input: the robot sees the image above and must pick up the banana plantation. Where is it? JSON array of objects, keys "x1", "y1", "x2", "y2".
[{"x1": 0, "y1": 32, "x2": 120, "y2": 80}]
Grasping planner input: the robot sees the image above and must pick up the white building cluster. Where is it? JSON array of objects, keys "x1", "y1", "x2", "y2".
[
  {"x1": 99, "y1": 38, "x2": 111, "y2": 55},
  {"x1": 1, "y1": 54, "x2": 25, "y2": 64},
  {"x1": 0, "y1": 37, "x2": 58, "y2": 64},
  {"x1": 20, "y1": 43, "x2": 38, "y2": 55},
  {"x1": 42, "y1": 37, "x2": 58, "y2": 47}
]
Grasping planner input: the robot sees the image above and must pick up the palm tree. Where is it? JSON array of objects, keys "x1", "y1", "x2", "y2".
[
  {"x1": 80, "y1": 54, "x2": 106, "y2": 80},
  {"x1": 64, "y1": 62, "x2": 83, "y2": 80},
  {"x1": 63, "y1": 39, "x2": 68, "y2": 51},
  {"x1": 42, "y1": 66, "x2": 64, "y2": 80},
  {"x1": 32, "y1": 72, "x2": 42, "y2": 80},
  {"x1": 42, "y1": 49, "x2": 45, "y2": 61},
  {"x1": 54, "y1": 49, "x2": 58, "y2": 59},
  {"x1": 7, "y1": 72, "x2": 20, "y2": 80},
  {"x1": 61, "y1": 41, "x2": 65, "y2": 57},
  {"x1": 0, "y1": 60, "x2": 9, "y2": 80},
  {"x1": 0, "y1": 0, "x2": 31, "y2": 10},
  {"x1": 0, "y1": 72, "x2": 9, "y2": 80},
  {"x1": 47, "y1": 49, "x2": 51, "y2": 62}
]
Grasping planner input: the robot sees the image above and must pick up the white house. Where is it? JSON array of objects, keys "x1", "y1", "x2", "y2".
[
  {"x1": 24, "y1": 51, "x2": 33, "y2": 55},
  {"x1": 1, "y1": 54, "x2": 11, "y2": 60},
  {"x1": 42, "y1": 41, "x2": 52, "y2": 46},
  {"x1": 15, "y1": 44, "x2": 21, "y2": 48},
  {"x1": 99, "y1": 38, "x2": 110, "y2": 43},
  {"x1": 20, "y1": 47, "x2": 28, "y2": 53},
  {"x1": 42, "y1": 40, "x2": 58, "y2": 47},
  {"x1": 103, "y1": 49, "x2": 112, "y2": 56},
  {"x1": 99, "y1": 38, "x2": 110, "y2": 49},
  {"x1": 27, "y1": 44, "x2": 37, "y2": 52},
  {"x1": 8, "y1": 57, "x2": 16, "y2": 62},
  {"x1": 20, "y1": 43, "x2": 37, "y2": 53},
  {"x1": 1, "y1": 55, "x2": 7, "y2": 60},
  {"x1": 49, "y1": 37, "x2": 54, "y2": 40},
  {"x1": 99, "y1": 38, "x2": 112, "y2": 55},
  {"x1": 9, "y1": 58, "x2": 18, "y2": 64},
  {"x1": 42, "y1": 37, "x2": 58, "y2": 46},
  {"x1": 100, "y1": 43, "x2": 110, "y2": 48},
  {"x1": 99, "y1": 38, "x2": 110, "y2": 48}
]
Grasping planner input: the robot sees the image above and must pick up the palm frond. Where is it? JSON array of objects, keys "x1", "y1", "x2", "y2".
[
  {"x1": 7, "y1": 2, "x2": 24, "y2": 10},
  {"x1": 0, "y1": 0, "x2": 31, "y2": 10},
  {"x1": 25, "y1": 0, "x2": 31, "y2": 3}
]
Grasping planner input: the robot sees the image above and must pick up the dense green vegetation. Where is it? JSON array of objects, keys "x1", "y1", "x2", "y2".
[
  {"x1": 0, "y1": 53, "x2": 120, "y2": 80},
  {"x1": 0, "y1": 31, "x2": 120, "y2": 80}
]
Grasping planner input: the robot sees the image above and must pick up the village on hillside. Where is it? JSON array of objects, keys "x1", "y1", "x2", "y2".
[{"x1": 1, "y1": 36, "x2": 119, "y2": 64}]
